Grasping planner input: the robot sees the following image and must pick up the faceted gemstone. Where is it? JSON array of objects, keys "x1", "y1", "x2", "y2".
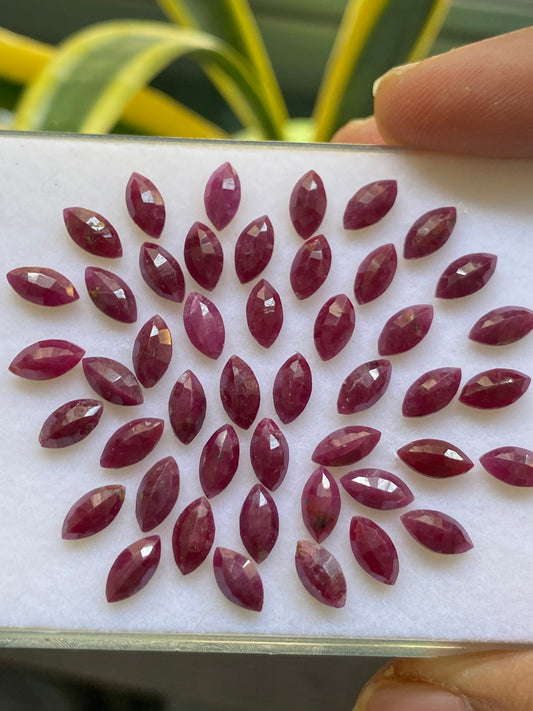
[
  {"x1": 213, "y1": 547, "x2": 264, "y2": 612},
  {"x1": 343, "y1": 180, "x2": 397, "y2": 229},
  {"x1": 62, "y1": 484, "x2": 125, "y2": 539},
  {"x1": 63, "y1": 206, "x2": 122, "y2": 258},
  {"x1": 354, "y1": 243, "x2": 397, "y2": 304},
  {"x1": 312, "y1": 426, "x2": 381, "y2": 467},
  {"x1": 290, "y1": 234, "x2": 332, "y2": 300},
  {"x1": 250, "y1": 418, "x2": 289, "y2": 491},
  {"x1": 294, "y1": 539, "x2": 347, "y2": 608},
  {"x1": 272, "y1": 352, "x2": 312, "y2": 424},
  {"x1": 172, "y1": 496, "x2": 215, "y2": 574},
  {"x1": 85, "y1": 266, "x2": 137, "y2": 324},
  {"x1": 377, "y1": 304, "x2": 433, "y2": 356},
  {"x1": 246, "y1": 279, "x2": 283, "y2": 348},
  {"x1": 39, "y1": 399, "x2": 103, "y2": 448},
  {"x1": 349, "y1": 516, "x2": 399, "y2": 585},
  {"x1": 403, "y1": 206, "x2": 457, "y2": 259},
  {"x1": 83, "y1": 356, "x2": 143, "y2": 406},
  {"x1": 234, "y1": 215, "x2": 274, "y2": 283},
  {"x1": 469, "y1": 306, "x2": 533, "y2": 346},
  {"x1": 220, "y1": 355, "x2": 260, "y2": 430},
  {"x1": 168, "y1": 370, "x2": 206, "y2": 444},
  {"x1": 183, "y1": 291, "x2": 225, "y2": 360},
  {"x1": 139, "y1": 242, "x2": 185, "y2": 303},
  {"x1": 239, "y1": 484, "x2": 279, "y2": 563},
  {"x1": 125, "y1": 171, "x2": 165, "y2": 238},
  {"x1": 9, "y1": 340, "x2": 85, "y2": 381},
  {"x1": 402, "y1": 366, "x2": 462, "y2": 417},
  {"x1": 397, "y1": 438, "x2": 473, "y2": 478},
  {"x1": 436, "y1": 253, "x2": 497, "y2": 299},
  {"x1": 301, "y1": 467, "x2": 341, "y2": 542},
  {"x1": 132, "y1": 314, "x2": 172, "y2": 388},
  {"x1": 459, "y1": 368, "x2": 530, "y2": 409},
  {"x1": 7, "y1": 266, "x2": 79, "y2": 306},
  {"x1": 204, "y1": 162, "x2": 241, "y2": 230},
  {"x1": 480, "y1": 446, "x2": 533, "y2": 487},
  {"x1": 100, "y1": 418, "x2": 164, "y2": 468},
  {"x1": 289, "y1": 169, "x2": 327, "y2": 238},
  {"x1": 136, "y1": 456, "x2": 180, "y2": 531},
  {"x1": 340, "y1": 469, "x2": 414, "y2": 511},
  {"x1": 337, "y1": 359, "x2": 392, "y2": 414},
  {"x1": 401, "y1": 509, "x2": 473, "y2": 554},
  {"x1": 106, "y1": 535, "x2": 161, "y2": 603},
  {"x1": 199, "y1": 424, "x2": 240, "y2": 498},
  {"x1": 314, "y1": 294, "x2": 356, "y2": 361},
  {"x1": 183, "y1": 221, "x2": 223, "y2": 290}
]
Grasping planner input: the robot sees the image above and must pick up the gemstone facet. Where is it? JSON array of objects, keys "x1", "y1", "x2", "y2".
[
  {"x1": 39, "y1": 399, "x2": 103, "y2": 448},
  {"x1": 480, "y1": 446, "x2": 533, "y2": 487},
  {"x1": 401, "y1": 509, "x2": 473, "y2": 554},
  {"x1": 63, "y1": 206, "x2": 122, "y2": 258},
  {"x1": 250, "y1": 418, "x2": 289, "y2": 491},
  {"x1": 459, "y1": 368, "x2": 530, "y2": 409},
  {"x1": 301, "y1": 467, "x2": 341, "y2": 542},
  {"x1": 403, "y1": 206, "x2": 457, "y2": 259},
  {"x1": 139, "y1": 242, "x2": 185, "y2": 303},
  {"x1": 172, "y1": 496, "x2": 215, "y2": 574},
  {"x1": 312, "y1": 426, "x2": 381, "y2": 467},
  {"x1": 100, "y1": 418, "x2": 164, "y2": 468},
  {"x1": 295, "y1": 539, "x2": 347, "y2": 608},
  {"x1": 204, "y1": 162, "x2": 241, "y2": 230},
  {"x1": 168, "y1": 370, "x2": 206, "y2": 444},
  {"x1": 234, "y1": 215, "x2": 274, "y2": 283},
  {"x1": 436, "y1": 253, "x2": 497, "y2": 299},
  {"x1": 353, "y1": 243, "x2": 397, "y2": 304},
  {"x1": 289, "y1": 169, "x2": 327, "y2": 238},
  {"x1": 106, "y1": 535, "x2": 161, "y2": 602},
  {"x1": 183, "y1": 292, "x2": 225, "y2": 360},
  {"x1": 62, "y1": 484, "x2": 125, "y2": 539},
  {"x1": 125, "y1": 172, "x2": 165, "y2": 238},
  {"x1": 82, "y1": 356, "x2": 143, "y2": 406},
  {"x1": 246, "y1": 278, "x2": 283, "y2": 348},
  {"x1": 349, "y1": 516, "x2": 399, "y2": 585},
  {"x1": 132, "y1": 314, "x2": 172, "y2": 388},
  {"x1": 314, "y1": 293, "x2": 355, "y2": 361},
  {"x1": 343, "y1": 180, "x2": 397, "y2": 229},
  {"x1": 469, "y1": 306, "x2": 533, "y2": 346},
  {"x1": 7, "y1": 267, "x2": 79, "y2": 306},
  {"x1": 199, "y1": 424, "x2": 240, "y2": 498},
  {"x1": 337, "y1": 359, "x2": 392, "y2": 414},
  {"x1": 219, "y1": 355, "x2": 260, "y2": 429},
  {"x1": 213, "y1": 547, "x2": 264, "y2": 612},
  {"x1": 290, "y1": 234, "x2": 332, "y2": 300},
  {"x1": 397, "y1": 439, "x2": 473, "y2": 478},
  {"x1": 402, "y1": 366, "x2": 462, "y2": 417},
  {"x1": 183, "y1": 221, "x2": 224, "y2": 291},
  {"x1": 85, "y1": 266, "x2": 137, "y2": 324},
  {"x1": 272, "y1": 352, "x2": 312, "y2": 424},
  {"x1": 239, "y1": 484, "x2": 279, "y2": 563},
  {"x1": 377, "y1": 304, "x2": 433, "y2": 356},
  {"x1": 136, "y1": 456, "x2": 180, "y2": 531},
  {"x1": 341, "y1": 469, "x2": 414, "y2": 510},
  {"x1": 9, "y1": 340, "x2": 85, "y2": 380}
]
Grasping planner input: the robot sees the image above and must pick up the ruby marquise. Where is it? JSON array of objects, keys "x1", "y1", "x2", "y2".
[
  {"x1": 172, "y1": 496, "x2": 215, "y2": 574},
  {"x1": 401, "y1": 509, "x2": 473, "y2": 554},
  {"x1": 250, "y1": 418, "x2": 289, "y2": 491},
  {"x1": 290, "y1": 234, "x2": 332, "y2": 300},
  {"x1": 83, "y1": 356, "x2": 143, "y2": 405},
  {"x1": 85, "y1": 266, "x2": 137, "y2": 324},
  {"x1": 340, "y1": 469, "x2": 414, "y2": 511},
  {"x1": 337, "y1": 359, "x2": 392, "y2": 414},
  {"x1": 272, "y1": 352, "x2": 312, "y2": 424},
  {"x1": 246, "y1": 279, "x2": 283, "y2": 348},
  {"x1": 125, "y1": 172, "x2": 165, "y2": 238},
  {"x1": 436, "y1": 253, "x2": 497, "y2": 299},
  {"x1": 239, "y1": 484, "x2": 279, "y2": 563},
  {"x1": 295, "y1": 540, "x2": 347, "y2": 608},
  {"x1": 106, "y1": 535, "x2": 161, "y2": 603},
  {"x1": 397, "y1": 439, "x2": 473, "y2": 478},
  {"x1": 62, "y1": 484, "x2": 125, "y2": 539},
  {"x1": 139, "y1": 242, "x2": 185, "y2": 303},
  {"x1": 403, "y1": 206, "x2": 456, "y2": 259},
  {"x1": 100, "y1": 418, "x2": 164, "y2": 468},
  {"x1": 314, "y1": 294, "x2": 355, "y2": 361},
  {"x1": 213, "y1": 547, "x2": 264, "y2": 612},
  {"x1": 168, "y1": 370, "x2": 206, "y2": 444},
  {"x1": 343, "y1": 179, "x2": 397, "y2": 229},
  {"x1": 204, "y1": 162, "x2": 241, "y2": 230},
  {"x1": 183, "y1": 222, "x2": 223, "y2": 291},
  {"x1": 312, "y1": 426, "x2": 381, "y2": 467},
  {"x1": 132, "y1": 314, "x2": 172, "y2": 388},
  {"x1": 459, "y1": 368, "x2": 530, "y2": 409},
  {"x1": 63, "y1": 206, "x2": 122, "y2": 258},
  {"x1": 183, "y1": 292, "x2": 225, "y2": 360},
  {"x1": 469, "y1": 306, "x2": 533, "y2": 346},
  {"x1": 39, "y1": 399, "x2": 103, "y2": 448},
  {"x1": 234, "y1": 215, "x2": 274, "y2": 283},
  {"x1": 377, "y1": 304, "x2": 433, "y2": 356},
  {"x1": 9, "y1": 340, "x2": 85, "y2": 380},
  {"x1": 289, "y1": 169, "x2": 327, "y2": 238},
  {"x1": 7, "y1": 266, "x2": 79, "y2": 306},
  {"x1": 349, "y1": 517, "x2": 399, "y2": 585},
  {"x1": 480, "y1": 446, "x2": 533, "y2": 487},
  {"x1": 136, "y1": 456, "x2": 180, "y2": 531},
  {"x1": 353, "y1": 243, "x2": 397, "y2": 304},
  {"x1": 301, "y1": 467, "x2": 341, "y2": 542},
  {"x1": 402, "y1": 366, "x2": 462, "y2": 417},
  {"x1": 199, "y1": 424, "x2": 240, "y2": 498},
  {"x1": 220, "y1": 355, "x2": 260, "y2": 429}
]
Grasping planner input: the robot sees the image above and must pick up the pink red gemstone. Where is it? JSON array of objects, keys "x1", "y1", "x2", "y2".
[
  {"x1": 125, "y1": 172, "x2": 165, "y2": 238},
  {"x1": 62, "y1": 484, "x2": 125, "y2": 539},
  {"x1": 199, "y1": 424, "x2": 240, "y2": 498},
  {"x1": 403, "y1": 206, "x2": 457, "y2": 259},
  {"x1": 184, "y1": 221, "x2": 224, "y2": 290},
  {"x1": 234, "y1": 215, "x2": 274, "y2": 283},
  {"x1": 354, "y1": 243, "x2": 397, "y2": 304},
  {"x1": 340, "y1": 469, "x2": 414, "y2": 510},
  {"x1": 39, "y1": 399, "x2": 103, "y2": 448},
  {"x1": 183, "y1": 292, "x2": 225, "y2": 360},
  {"x1": 83, "y1": 356, "x2": 143, "y2": 406},
  {"x1": 246, "y1": 279, "x2": 283, "y2": 348},
  {"x1": 436, "y1": 252, "x2": 497, "y2": 299},
  {"x1": 401, "y1": 509, "x2": 473, "y2": 554},
  {"x1": 469, "y1": 306, "x2": 533, "y2": 346},
  {"x1": 349, "y1": 516, "x2": 399, "y2": 585},
  {"x1": 106, "y1": 535, "x2": 161, "y2": 603},
  {"x1": 377, "y1": 304, "x2": 433, "y2": 356},
  {"x1": 9, "y1": 340, "x2": 85, "y2": 380},
  {"x1": 314, "y1": 294, "x2": 356, "y2": 361},
  {"x1": 139, "y1": 242, "x2": 185, "y2": 303},
  {"x1": 290, "y1": 234, "x2": 332, "y2": 300},
  {"x1": 213, "y1": 547, "x2": 264, "y2": 612},
  {"x1": 132, "y1": 314, "x2": 172, "y2": 388},
  {"x1": 63, "y1": 206, "x2": 122, "y2": 258},
  {"x1": 312, "y1": 426, "x2": 381, "y2": 467},
  {"x1": 220, "y1": 355, "x2": 260, "y2": 430},
  {"x1": 295, "y1": 539, "x2": 347, "y2": 608},
  {"x1": 250, "y1": 418, "x2": 289, "y2": 491},
  {"x1": 301, "y1": 467, "x2": 341, "y2": 542},
  {"x1": 85, "y1": 266, "x2": 137, "y2": 324},
  {"x1": 204, "y1": 162, "x2": 241, "y2": 230},
  {"x1": 136, "y1": 456, "x2": 180, "y2": 532},
  {"x1": 7, "y1": 266, "x2": 79, "y2": 306},
  {"x1": 397, "y1": 438, "x2": 473, "y2": 478},
  {"x1": 100, "y1": 418, "x2": 164, "y2": 468},
  {"x1": 337, "y1": 359, "x2": 392, "y2": 414},
  {"x1": 402, "y1": 366, "x2": 461, "y2": 417},
  {"x1": 289, "y1": 169, "x2": 327, "y2": 238},
  {"x1": 480, "y1": 446, "x2": 533, "y2": 487},
  {"x1": 172, "y1": 496, "x2": 215, "y2": 574},
  {"x1": 343, "y1": 180, "x2": 397, "y2": 229},
  {"x1": 239, "y1": 484, "x2": 279, "y2": 563},
  {"x1": 459, "y1": 368, "x2": 530, "y2": 409},
  {"x1": 168, "y1": 370, "x2": 206, "y2": 444},
  {"x1": 272, "y1": 352, "x2": 312, "y2": 424}
]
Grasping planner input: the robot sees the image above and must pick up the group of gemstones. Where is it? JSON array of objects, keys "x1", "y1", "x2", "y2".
[{"x1": 7, "y1": 162, "x2": 533, "y2": 613}]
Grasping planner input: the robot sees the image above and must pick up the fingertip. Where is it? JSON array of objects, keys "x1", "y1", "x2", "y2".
[{"x1": 331, "y1": 117, "x2": 385, "y2": 145}]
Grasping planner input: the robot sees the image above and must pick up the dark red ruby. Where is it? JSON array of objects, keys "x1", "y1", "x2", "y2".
[
  {"x1": 377, "y1": 304, "x2": 433, "y2": 356},
  {"x1": 340, "y1": 469, "x2": 414, "y2": 510},
  {"x1": 204, "y1": 162, "x2": 241, "y2": 230},
  {"x1": 7, "y1": 267, "x2": 79, "y2": 306},
  {"x1": 172, "y1": 496, "x2": 215, "y2": 574},
  {"x1": 239, "y1": 484, "x2": 279, "y2": 563},
  {"x1": 168, "y1": 370, "x2": 206, "y2": 444},
  {"x1": 402, "y1": 367, "x2": 461, "y2": 417},
  {"x1": 401, "y1": 509, "x2": 473, "y2": 554},
  {"x1": 9, "y1": 340, "x2": 85, "y2": 380},
  {"x1": 63, "y1": 206, "x2": 122, "y2": 258},
  {"x1": 403, "y1": 206, "x2": 456, "y2": 259},
  {"x1": 295, "y1": 539, "x2": 347, "y2": 608},
  {"x1": 106, "y1": 535, "x2": 161, "y2": 603},
  {"x1": 459, "y1": 368, "x2": 530, "y2": 409},
  {"x1": 184, "y1": 221, "x2": 223, "y2": 290},
  {"x1": 85, "y1": 266, "x2": 137, "y2": 324},
  {"x1": 480, "y1": 446, "x2": 533, "y2": 487},
  {"x1": 234, "y1": 215, "x2": 274, "y2": 283},
  {"x1": 289, "y1": 169, "x2": 327, "y2": 238},
  {"x1": 83, "y1": 356, "x2": 143, "y2": 406},
  {"x1": 314, "y1": 294, "x2": 355, "y2": 361},
  {"x1": 301, "y1": 467, "x2": 341, "y2": 542},
  {"x1": 246, "y1": 279, "x2": 283, "y2": 348},
  {"x1": 397, "y1": 439, "x2": 473, "y2": 478},
  {"x1": 436, "y1": 253, "x2": 497, "y2": 299},
  {"x1": 250, "y1": 418, "x2": 289, "y2": 491},
  {"x1": 62, "y1": 484, "x2": 125, "y2": 539},
  {"x1": 125, "y1": 172, "x2": 165, "y2": 238},
  {"x1": 337, "y1": 359, "x2": 392, "y2": 414},
  {"x1": 183, "y1": 292, "x2": 225, "y2": 360},
  {"x1": 349, "y1": 516, "x2": 399, "y2": 585},
  {"x1": 199, "y1": 424, "x2": 240, "y2": 498},
  {"x1": 39, "y1": 399, "x2": 103, "y2": 448},
  {"x1": 213, "y1": 547, "x2": 264, "y2": 612},
  {"x1": 132, "y1": 314, "x2": 172, "y2": 388},
  {"x1": 272, "y1": 352, "x2": 312, "y2": 424},
  {"x1": 220, "y1": 355, "x2": 260, "y2": 430},
  {"x1": 100, "y1": 418, "x2": 164, "y2": 468},
  {"x1": 469, "y1": 306, "x2": 533, "y2": 346},
  {"x1": 312, "y1": 426, "x2": 381, "y2": 467},
  {"x1": 290, "y1": 234, "x2": 332, "y2": 300},
  {"x1": 139, "y1": 242, "x2": 185, "y2": 303},
  {"x1": 354, "y1": 243, "x2": 397, "y2": 304},
  {"x1": 136, "y1": 456, "x2": 180, "y2": 532},
  {"x1": 343, "y1": 180, "x2": 397, "y2": 229}
]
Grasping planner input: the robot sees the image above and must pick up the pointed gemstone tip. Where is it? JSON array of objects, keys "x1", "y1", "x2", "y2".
[
  {"x1": 343, "y1": 180, "x2": 397, "y2": 229},
  {"x1": 289, "y1": 169, "x2": 327, "y2": 238},
  {"x1": 204, "y1": 162, "x2": 241, "y2": 230},
  {"x1": 126, "y1": 172, "x2": 165, "y2": 238}
]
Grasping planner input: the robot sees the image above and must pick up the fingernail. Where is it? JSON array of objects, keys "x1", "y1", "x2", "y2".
[
  {"x1": 353, "y1": 680, "x2": 469, "y2": 711},
  {"x1": 372, "y1": 61, "x2": 420, "y2": 96}
]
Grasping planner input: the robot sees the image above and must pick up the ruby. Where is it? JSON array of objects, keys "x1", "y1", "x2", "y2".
[
  {"x1": 295, "y1": 539, "x2": 347, "y2": 608},
  {"x1": 239, "y1": 484, "x2": 279, "y2": 563},
  {"x1": 220, "y1": 355, "x2": 260, "y2": 429},
  {"x1": 246, "y1": 279, "x2": 283, "y2": 348},
  {"x1": 402, "y1": 366, "x2": 461, "y2": 417},
  {"x1": 63, "y1": 206, "x2": 122, "y2": 258},
  {"x1": 132, "y1": 314, "x2": 172, "y2": 388},
  {"x1": 289, "y1": 169, "x2": 327, "y2": 238},
  {"x1": 184, "y1": 221, "x2": 224, "y2": 290},
  {"x1": 199, "y1": 424, "x2": 240, "y2": 498},
  {"x1": 234, "y1": 215, "x2": 274, "y2": 283},
  {"x1": 354, "y1": 243, "x2": 397, "y2": 304},
  {"x1": 403, "y1": 206, "x2": 457, "y2": 259},
  {"x1": 289, "y1": 234, "x2": 332, "y2": 300},
  {"x1": 204, "y1": 162, "x2": 241, "y2": 230},
  {"x1": 480, "y1": 446, "x2": 533, "y2": 487},
  {"x1": 125, "y1": 172, "x2": 165, "y2": 238},
  {"x1": 168, "y1": 370, "x2": 206, "y2": 444},
  {"x1": 172, "y1": 496, "x2": 215, "y2": 574},
  {"x1": 397, "y1": 438, "x2": 473, "y2": 478},
  {"x1": 312, "y1": 426, "x2": 381, "y2": 467},
  {"x1": 139, "y1": 242, "x2": 185, "y2": 303},
  {"x1": 9, "y1": 339, "x2": 85, "y2": 380},
  {"x1": 183, "y1": 292, "x2": 225, "y2": 360},
  {"x1": 343, "y1": 179, "x2": 397, "y2": 229},
  {"x1": 85, "y1": 266, "x2": 137, "y2": 324},
  {"x1": 213, "y1": 547, "x2": 264, "y2": 612},
  {"x1": 301, "y1": 467, "x2": 341, "y2": 542},
  {"x1": 436, "y1": 252, "x2": 497, "y2": 299},
  {"x1": 39, "y1": 399, "x2": 103, "y2": 448},
  {"x1": 272, "y1": 352, "x2": 312, "y2": 424},
  {"x1": 337, "y1": 359, "x2": 392, "y2": 414},
  {"x1": 377, "y1": 304, "x2": 433, "y2": 356},
  {"x1": 349, "y1": 516, "x2": 399, "y2": 585},
  {"x1": 250, "y1": 418, "x2": 289, "y2": 491},
  {"x1": 136, "y1": 456, "x2": 180, "y2": 532},
  {"x1": 401, "y1": 509, "x2": 473, "y2": 554},
  {"x1": 83, "y1": 356, "x2": 143, "y2": 405},
  {"x1": 100, "y1": 418, "x2": 164, "y2": 468},
  {"x1": 106, "y1": 535, "x2": 161, "y2": 602},
  {"x1": 314, "y1": 294, "x2": 355, "y2": 361},
  {"x1": 341, "y1": 469, "x2": 414, "y2": 510},
  {"x1": 459, "y1": 368, "x2": 530, "y2": 409},
  {"x1": 7, "y1": 266, "x2": 79, "y2": 306},
  {"x1": 469, "y1": 306, "x2": 533, "y2": 346},
  {"x1": 62, "y1": 484, "x2": 125, "y2": 539}
]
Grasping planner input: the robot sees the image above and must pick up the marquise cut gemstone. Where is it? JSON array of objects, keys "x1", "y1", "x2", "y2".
[
  {"x1": 139, "y1": 242, "x2": 185, "y2": 303},
  {"x1": 39, "y1": 399, "x2": 103, "y2": 448},
  {"x1": 106, "y1": 535, "x2": 161, "y2": 603},
  {"x1": 377, "y1": 304, "x2": 433, "y2": 356},
  {"x1": 246, "y1": 278, "x2": 283, "y2": 348},
  {"x1": 289, "y1": 169, "x2": 327, "y2": 238},
  {"x1": 312, "y1": 426, "x2": 381, "y2": 467},
  {"x1": 204, "y1": 162, "x2": 241, "y2": 230},
  {"x1": 183, "y1": 292, "x2": 225, "y2": 360},
  {"x1": 220, "y1": 355, "x2": 260, "y2": 429},
  {"x1": 343, "y1": 179, "x2": 397, "y2": 229},
  {"x1": 250, "y1": 418, "x2": 289, "y2": 491},
  {"x1": 83, "y1": 356, "x2": 144, "y2": 406},
  {"x1": 295, "y1": 539, "x2": 347, "y2": 608},
  {"x1": 9, "y1": 340, "x2": 85, "y2": 380},
  {"x1": 136, "y1": 456, "x2": 180, "y2": 532},
  {"x1": 168, "y1": 370, "x2": 206, "y2": 444},
  {"x1": 62, "y1": 484, "x2": 125, "y2": 539},
  {"x1": 469, "y1": 306, "x2": 533, "y2": 346},
  {"x1": 397, "y1": 439, "x2": 473, "y2": 478},
  {"x1": 272, "y1": 352, "x2": 312, "y2": 424},
  {"x1": 401, "y1": 509, "x2": 474, "y2": 554},
  {"x1": 436, "y1": 252, "x2": 497, "y2": 299},
  {"x1": 125, "y1": 172, "x2": 165, "y2": 238},
  {"x1": 239, "y1": 484, "x2": 279, "y2": 563},
  {"x1": 340, "y1": 469, "x2": 414, "y2": 510},
  {"x1": 301, "y1": 467, "x2": 341, "y2": 542},
  {"x1": 85, "y1": 266, "x2": 137, "y2": 324},
  {"x1": 184, "y1": 221, "x2": 224, "y2": 291},
  {"x1": 480, "y1": 446, "x2": 533, "y2": 487},
  {"x1": 213, "y1": 547, "x2": 264, "y2": 612},
  {"x1": 459, "y1": 368, "x2": 530, "y2": 409},
  {"x1": 354, "y1": 243, "x2": 397, "y2": 304},
  {"x1": 7, "y1": 266, "x2": 79, "y2": 306},
  {"x1": 349, "y1": 517, "x2": 399, "y2": 585},
  {"x1": 290, "y1": 234, "x2": 332, "y2": 300},
  {"x1": 337, "y1": 359, "x2": 392, "y2": 414},
  {"x1": 63, "y1": 206, "x2": 122, "y2": 258},
  {"x1": 132, "y1": 314, "x2": 172, "y2": 388},
  {"x1": 100, "y1": 418, "x2": 164, "y2": 468},
  {"x1": 172, "y1": 496, "x2": 215, "y2": 574},
  {"x1": 403, "y1": 206, "x2": 457, "y2": 259},
  {"x1": 234, "y1": 215, "x2": 274, "y2": 283},
  {"x1": 199, "y1": 424, "x2": 240, "y2": 498},
  {"x1": 402, "y1": 366, "x2": 462, "y2": 417},
  {"x1": 314, "y1": 294, "x2": 355, "y2": 361}
]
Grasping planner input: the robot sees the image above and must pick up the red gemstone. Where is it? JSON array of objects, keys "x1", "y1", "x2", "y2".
[
  {"x1": 183, "y1": 292, "x2": 225, "y2": 360},
  {"x1": 62, "y1": 484, "x2": 125, "y2": 539},
  {"x1": 132, "y1": 314, "x2": 172, "y2": 388},
  {"x1": 106, "y1": 535, "x2": 161, "y2": 603},
  {"x1": 289, "y1": 169, "x2": 327, "y2": 238},
  {"x1": 9, "y1": 340, "x2": 85, "y2": 380},
  {"x1": 204, "y1": 162, "x2": 241, "y2": 230},
  {"x1": 295, "y1": 539, "x2": 347, "y2": 608},
  {"x1": 63, "y1": 206, "x2": 122, "y2": 258},
  {"x1": 290, "y1": 234, "x2": 332, "y2": 300},
  {"x1": 136, "y1": 456, "x2": 180, "y2": 532},
  {"x1": 459, "y1": 368, "x2": 530, "y2": 409},
  {"x1": 343, "y1": 180, "x2": 397, "y2": 229},
  {"x1": 213, "y1": 547, "x2": 264, "y2": 612},
  {"x1": 272, "y1": 352, "x2": 312, "y2": 424},
  {"x1": 234, "y1": 215, "x2": 274, "y2": 283},
  {"x1": 220, "y1": 355, "x2": 260, "y2": 430},
  {"x1": 39, "y1": 399, "x2": 103, "y2": 448},
  {"x1": 100, "y1": 418, "x2": 164, "y2": 468},
  {"x1": 354, "y1": 243, "x2": 397, "y2": 304},
  {"x1": 239, "y1": 484, "x2": 279, "y2": 563},
  {"x1": 168, "y1": 370, "x2": 206, "y2": 444},
  {"x1": 341, "y1": 469, "x2": 414, "y2": 510},
  {"x1": 199, "y1": 424, "x2": 240, "y2": 498},
  {"x1": 7, "y1": 266, "x2": 79, "y2": 306},
  {"x1": 184, "y1": 221, "x2": 224, "y2": 290},
  {"x1": 349, "y1": 516, "x2": 399, "y2": 585},
  {"x1": 250, "y1": 418, "x2": 289, "y2": 491},
  {"x1": 172, "y1": 496, "x2": 215, "y2": 574},
  {"x1": 125, "y1": 172, "x2": 165, "y2": 238},
  {"x1": 403, "y1": 206, "x2": 456, "y2": 259},
  {"x1": 139, "y1": 242, "x2": 185, "y2": 303},
  {"x1": 246, "y1": 279, "x2": 283, "y2": 348},
  {"x1": 401, "y1": 509, "x2": 473, "y2": 554},
  {"x1": 436, "y1": 253, "x2": 497, "y2": 299},
  {"x1": 397, "y1": 439, "x2": 473, "y2": 478},
  {"x1": 85, "y1": 266, "x2": 137, "y2": 324},
  {"x1": 469, "y1": 306, "x2": 533, "y2": 346},
  {"x1": 312, "y1": 426, "x2": 381, "y2": 467},
  {"x1": 337, "y1": 359, "x2": 392, "y2": 414},
  {"x1": 480, "y1": 446, "x2": 533, "y2": 487},
  {"x1": 301, "y1": 467, "x2": 341, "y2": 542},
  {"x1": 83, "y1": 356, "x2": 143, "y2": 406},
  {"x1": 402, "y1": 367, "x2": 461, "y2": 417},
  {"x1": 377, "y1": 304, "x2": 433, "y2": 356},
  {"x1": 314, "y1": 294, "x2": 355, "y2": 361}
]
